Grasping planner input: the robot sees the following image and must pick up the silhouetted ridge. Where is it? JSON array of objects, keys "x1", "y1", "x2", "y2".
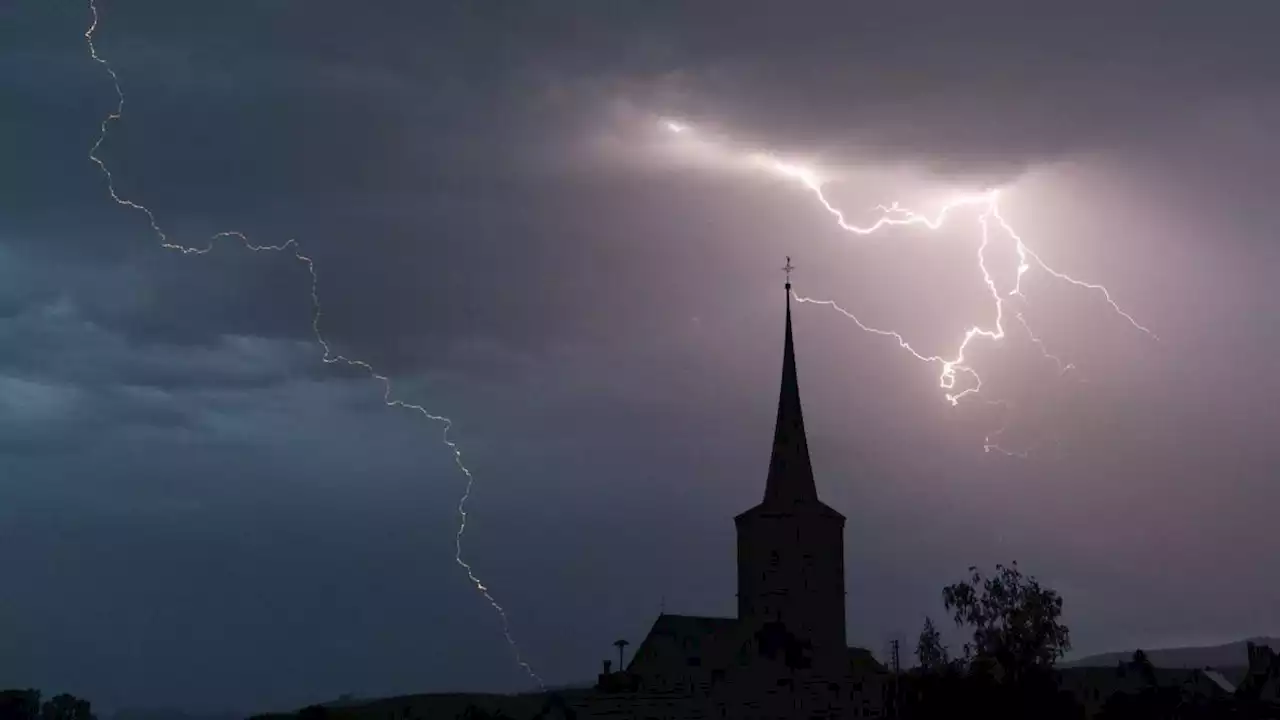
[{"x1": 1063, "y1": 637, "x2": 1280, "y2": 669}]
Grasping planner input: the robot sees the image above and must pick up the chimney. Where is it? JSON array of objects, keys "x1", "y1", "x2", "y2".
[{"x1": 603, "y1": 659, "x2": 612, "y2": 675}]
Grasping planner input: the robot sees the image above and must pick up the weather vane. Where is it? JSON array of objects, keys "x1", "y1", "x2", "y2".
[{"x1": 783, "y1": 256, "x2": 794, "y2": 286}]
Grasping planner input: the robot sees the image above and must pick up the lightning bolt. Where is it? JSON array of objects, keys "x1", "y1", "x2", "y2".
[
  {"x1": 83, "y1": 1, "x2": 543, "y2": 688},
  {"x1": 662, "y1": 118, "x2": 1155, "y2": 454}
]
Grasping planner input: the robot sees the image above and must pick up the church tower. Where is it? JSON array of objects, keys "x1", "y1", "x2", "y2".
[{"x1": 735, "y1": 267, "x2": 847, "y2": 665}]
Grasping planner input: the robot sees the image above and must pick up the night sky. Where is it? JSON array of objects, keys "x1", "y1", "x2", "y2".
[{"x1": 4, "y1": 0, "x2": 1280, "y2": 714}]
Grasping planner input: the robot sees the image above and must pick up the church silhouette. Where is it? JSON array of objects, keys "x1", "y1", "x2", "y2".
[{"x1": 585, "y1": 274, "x2": 890, "y2": 719}]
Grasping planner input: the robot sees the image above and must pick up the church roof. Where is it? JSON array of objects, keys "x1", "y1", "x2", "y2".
[
  {"x1": 637, "y1": 614, "x2": 740, "y2": 648},
  {"x1": 626, "y1": 614, "x2": 743, "y2": 674},
  {"x1": 648, "y1": 614, "x2": 739, "y2": 638},
  {"x1": 627, "y1": 613, "x2": 889, "y2": 681},
  {"x1": 735, "y1": 279, "x2": 843, "y2": 523}
]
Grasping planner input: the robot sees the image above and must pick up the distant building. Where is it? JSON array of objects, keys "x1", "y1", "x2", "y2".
[
  {"x1": 1058, "y1": 657, "x2": 1259, "y2": 719},
  {"x1": 1237, "y1": 641, "x2": 1280, "y2": 712},
  {"x1": 577, "y1": 279, "x2": 889, "y2": 719}
]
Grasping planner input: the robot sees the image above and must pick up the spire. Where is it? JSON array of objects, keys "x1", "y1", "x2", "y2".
[{"x1": 764, "y1": 258, "x2": 818, "y2": 506}]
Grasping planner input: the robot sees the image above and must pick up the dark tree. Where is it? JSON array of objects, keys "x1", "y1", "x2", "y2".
[
  {"x1": 1129, "y1": 649, "x2": 1157, "y2": 688},
  {"x1": 297, "y1": 706, "x2": 329, "y2": 720},
  {"x1": 38, "y1": 695, "x2": 94, "y2": 720},
  {"x1": 907, "y1": 563, "x2": 1083, "y2": 720},
  {"x1": 754, "y1": 621, "x2": 812, "y2": 670},
  {"x1": 942, "y1": 562, "x2": 1071, "y2": 684},
  {"x1": 915, "y1": 616, "x2": 949, "y2": 671},
  {"x1": 0, "y1": 689, "x2": 42, "y2": 720}
]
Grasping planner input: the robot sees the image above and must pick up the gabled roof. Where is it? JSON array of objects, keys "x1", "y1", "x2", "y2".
[
  {"x1": 626, "y1": 614, "x2": 743, "y2": 674},
  {"x1": 647, "y1": 614, "x2": 739, "y2": 638},
  {"x1": 1201, "y1": 669, "x2": 1237, "y2": 694}
]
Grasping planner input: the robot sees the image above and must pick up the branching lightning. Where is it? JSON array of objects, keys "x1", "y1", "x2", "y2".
[
  {"x1": 84, "y1": 1, "x2": 542, "y2": 687},
  {"x1": 660, "y1": 118, "x2": 1155, "y2": 454}
]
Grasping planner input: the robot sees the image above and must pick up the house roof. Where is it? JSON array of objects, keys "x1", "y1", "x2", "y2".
[{"x1": 1201, "y1": 669, "x2": 1237, "y2": 694}]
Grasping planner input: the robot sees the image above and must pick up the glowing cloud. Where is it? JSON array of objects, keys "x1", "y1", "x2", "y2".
[{"x1": 660, "y1": 118, "x2": 1155, "y2": 455}]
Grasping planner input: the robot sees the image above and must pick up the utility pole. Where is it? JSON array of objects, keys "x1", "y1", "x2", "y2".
[{"x1": 888, "y1": 638, "x2": 902, "y2": 718}]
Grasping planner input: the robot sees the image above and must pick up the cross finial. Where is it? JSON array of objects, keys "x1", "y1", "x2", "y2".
[{"x1": 783, "y1": 256, "x2": 794, "y2": 288}]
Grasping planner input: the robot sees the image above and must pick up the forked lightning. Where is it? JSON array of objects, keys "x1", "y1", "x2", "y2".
[
  {"x1": 83, "y1": 1, "x2": 542, "y2": 687},
  {"x1": 662, "y1": 118, "x2": 1155, "y2": 454}
]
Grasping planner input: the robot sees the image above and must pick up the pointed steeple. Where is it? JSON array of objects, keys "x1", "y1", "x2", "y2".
[{"x1": 764, "y1": 262, "x2": 818, "y2": 506}]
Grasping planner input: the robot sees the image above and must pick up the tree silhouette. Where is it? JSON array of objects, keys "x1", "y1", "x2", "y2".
[
  {"x1": 38, "y1": 694, "x2": 94, "y2": 720},
  {"x1": 754, "y1": 621, "x2": 813, "y2": 671},
  {"x1": 1129, "y1": 648, "x2": 1157, "y2": 688},
  {"x1": 915, "y1": 616, "x2": 949, "y2": 671},
  {"x1": 942, "y1": 562, "x2": 1070, "y2": 684},
  {"x1": 0, "y1": 689, "x2": 42, "y2": 720},
  {"x1": 613, "y1": 639, "x2": 630, "y2": 671},
  {"x1": 297, "y1": 705, "x2": 328, "y2": 720}
]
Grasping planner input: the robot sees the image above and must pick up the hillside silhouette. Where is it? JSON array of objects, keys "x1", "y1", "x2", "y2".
[{"x1": 1065, "y1": 637, "x2": 1280, "y2": 670}]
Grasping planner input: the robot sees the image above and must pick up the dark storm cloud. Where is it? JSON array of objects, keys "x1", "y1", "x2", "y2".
[
  {"x1": 248, "y1": 1, "x2": 1280, "y2": 182},
  {"x1": 0, "y1": 245, "x2": 314, "y2": 384},
  {"x1": 0, "y1": 237, "x2": 361, "y2": 464},
  {"x1": 0, "y1": 303, "x2": 282, "y2": 454},
  {"x1": 17, "y1": 0, "x2": 1274, "y2": 366}
]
